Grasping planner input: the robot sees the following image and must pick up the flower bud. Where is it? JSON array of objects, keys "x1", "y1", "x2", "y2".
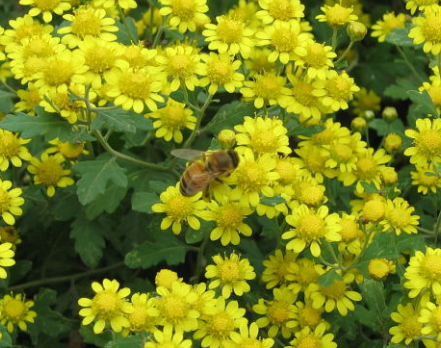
[
  {"x1": 363, "y1": 110, "x2": 375, "y2": 121},
  {"x1": 384, "y1": 133, "x2": 402, "y2": 153},
  {"x1": 368, "y1": 258, "x2": 395, "y2": 280},
  {"x1": 362, "y1": 200, "x2": 386, "y2": 222},
  {"x1": 381, "y1": 167, "x2": 398, "y2": 185},
  {"x1": 217, "y1": 129, "x2": 236, "y2": 149},
  {"x1": 351, "y1": 117, "x2": 367, "y2": 132},
  {"x1": 382, "y1": 106, "x2": 398, "y2": 123},
  {"x1": 347, "y1": 22, "x2": 367, "y2": 42}
]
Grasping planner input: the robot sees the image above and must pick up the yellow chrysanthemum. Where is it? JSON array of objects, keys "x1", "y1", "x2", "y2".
[
  {"x1": 409, "y1": 6, "x2": 441, "y2": 55},
  {"x1": 389, "y1": 303, "x2": 422, "y2": 345},
  {"x1": 119, "y1": 44, "x2": 157, "y2": 70},
  {"x1": 0, "y1": 242, "x2": 15, "y2": 278},
  {"x1": 19, "y1": 0, "x2": 72, "y2": 23},
  {"x1": 145, "y1": 326, "x2": 192, "y2": 348},
  {"x1": 46, "y1": 138, "x2": 87, "y2": 161},
  {"x1": 4, "y1": 14, "x2": 53, "y2": 44},
  {"x1": 15, "y1": 83, "x2": 42, "y2": 115},
  {"x1": 261, "y1": 249, "x2": 298, "y2": 289},
  {"x1": 419, "y1": 301, "x2": 441, "y2": 340},
  {"x1": 404, "y1": 247, "x2": 441, "y2": 298},
  {"x1": 58, "y1": 6, "x2": 118, "y2": 48},
  {"x1": 0, "y1": 129, "x2": 32, "y2": 171},
  {"x1": 245, "y1": 48, "x2": 277, "y2": 76},
  {"x1": 256, "y1": 0, "x2": 305, "y2": 24},
  {"x1": 404, "y1": 117, "x2": 441, "y2": 167},
  {"x1": 381, "y1": 197, "x2": 420, "y2": 235},
  {"x1": 228, "y1": 322, "x2": 275, "y2": 348},
  {"x1": 351, "y1": 87, "x2": 381, "y2": 118},
  {"x1": 0, "y1": 226, "x2": 22, "y2": 250},
  {"x1": 294, "y1": 145, "x2": 336, "y2": 183},
  {"x1": 152, "y1": 184, "x2": 207, "y2": 235},
  {"x1": 155, "y1": 269, "x2": 182, "y2": 289},
  {"x1": 205, "y1": 253, "x2": 256, "y2": 298},
  {"x1": 296, "y1": 40, "x2": 336, "y2": 80},
  {"x1": 0, "y1": 293, "x2": 36, "y2": 334},
  {"x1": 420, "y1": 72, "x2": 441, "y2": 112},
  {"x1": 406, "y1": 0, "x2": 440, "y2": 15},
  {"x1": 0, "y1": 179, "x2": 25, "y2": 226},
  {"x1": 368, "y1": 258, "x2": 396, "y2": 280},
  {"x1": 295, "y1": 299, "x2": 327, "y2": 330},
  {"x1": 289, "y1": 323, "x2": 337, "y2": 348},
  {"x1": 203, "y1": 15, "x2": 254, "y2": 58},
  {"x1": 282, "y1": 204, "x2": 342, "y2": 257},
  {"x1": 159, "y1": 0, "x2": 210, "y2": 34},
  {"x1": 315, "y1": 3, "x2": 358, "y2": 28},
  {"x1": 27, "y1": 152, "x2": 75, "y2": 197},
  {"x1": 410, "y1": 164, "x2": 441, "y2": 194},
  {"x1": 338, "y1": 213, "x2": 364, "y2": 255},
  {"x1": 371, "y1": 12, "x2": 406, "y2": 42}
]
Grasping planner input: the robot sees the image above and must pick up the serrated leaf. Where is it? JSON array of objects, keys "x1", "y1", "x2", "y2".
[
  {"x1": 395, "y1": 234, "x2": 426, "y2": 254},
  {"x1": 360, "y1": 181, "x2": 380, "y2": 194},
  {"x1": 353, "y1": 305, "x2": 380, "y2": 331},
  {"x1": 104, "y1": 335, "x2": 145, "y2": 348},
  {"x1": 358, "y1": 232, "x2": 398, "y2": 263},
  {"x1": 358, "y1": 280, "x2": 389, "y2": 324},
  {"x1": 91, "y1": 110, "x2": 137, "y2": 133},
  {"x1": 73, "y1": 154, "x2": 128, "y2": 205},
  {"x1": 318, "y1": 269, "x2": 343, "y2": 287},
  {"x1": 70, "y1": 216, "x2": 105, "y2": 267},
  {"x1": 260, "y1": 195, "x2": 286, "y2": 207},
  {"x1": 385, "y1": 27, "x2": 414, "y2": 47},
  {"x1": 383, "y1": 79, "x2": 417, "y2": 100},
  {"x1": 0, "y1": 90, "x2": 14, "y2": 113},
  {"x1": 204, "y1": 101, "x2": 254, "y2": 133},
  {"x1": 125, "y1": 232, "x2": 191, "y2": 269},
  {"x1": 85, "y1": 185, "x2": 128, "y2": 219},
  {"x1": 0, "y1": 325, "x2": 12, "y2": 348},
  {"x1": 131, "y1": 113, "x2": 153, "y2": 131},
  {"x1": 407, "y1": 90, "x2": 439, "y2": 117},
  {"x1": 288, "y1": 124, "x2": 325, "y2": 137},
  {"x1": 131, "y1": 191, "x2": 158, "y2": 213}
]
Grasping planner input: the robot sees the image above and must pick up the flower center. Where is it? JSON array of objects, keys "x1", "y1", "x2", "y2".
[
  {"x1": 33, "y1": 0, "x2": 61, "y2": 10},
  {"x1": 326, "y1": 5, "x2": 352, "y2": 28},
  {"x1": 271, "y1": 28, "x2": 298, "y2": 52},
  {"x1": 162, "y1": 296, "x2": 187, "y2": 320},
  {"x1": 216, "y1": 18, "x2": 243, "y2": 43},
  {"x1": 207, "y1": 60, "x2": 233, "y2": 84},
  {"x1": 237, "y1": 162, "x2": 268, "y2": 192},
  {"x1": 268, "y1": 0, "x2": 293, "y2": 21},
  {"x1": 170, "y1": 0, "x2": 195, "y2": 20},
  {"x1": 423, "y1": 254, "x2": 441, "y2": 276},
  {"x1": 389, "y1": 208, "x2": 411, "y2": 228},
  {"x1": 340, "y1": 219, "x2": 359, "y2": 241},
  {"x1": 297, "y1": 184, "x2": 323, "y2": 206},
  {"x1": 23, "y1": 37, "x2": 55, "y2": 58},
  {"x1": 72, "y1": 9, "x2": 103, "y2": 37},
  {"x1": 418, "y1": 129, "x2": 441, "y2": 155},
  {"x1": 94, "y1": 291, "x2": 119, "y2": 316},
  {"x1": 84, "y1": 46, "x2": 116, "y2": 72},
  {"x1": 43, "y1": 61, "x2": 73, "y2": 87},
  {"x1": 37, "y1": 158, "x2": 64, "y2": 185},
  {"x1": 267, "y1": 301, "x2": 290, "y2": 324},
  {"x1": 218, "y1": 203, "x2": 243, "y2": 228},
  {"x1": 400, "y1": 315, "x2": 422, "y2": 339},
  {"x1": 321, "y1": 280, "x2": 346, "y2": 299},
  {"x1": 356, "y1": 157, "x2": 377, "y2": 179},
  {"x1": 59, "y1": 142, "x2": 84, "y2": 159},
  {"x1": 162, "y1": 106, "x2": 188, "y2": 128},
  {"x1": 297, "y1": 334, "x2": 321, "y2": 348},
  {"x1": 254, "y1": 76, "x2": 283, "y2": 98},
  {"x1": 15, "y1": 23, "x2": 47, "y2": 42},
  {"x1": 327, "y1": 75, "x2": 352, "y2": 99},
  {"x1": 250, "y1": 129, "x2": 279, "y2": 154},
  {"x1": 276, "y1": 160, "x2": 298, "y2": 185},
  {"x1": 168, "y1": 54, "x2": 193, "y2": 77},
  {"x1": 292, "y1": 81, "x2": 317, "y2": 106},
  {"x1": 298, "y1": 213, "x2": 324, "y2": 238},
  {"x1": 119, "y1": 71, "x2": 151, "y2": 99},
  {"x1": 241, "y1": 338, "x2": 263, "y2": 348},
  {"x1": 3, "y1": 299, "x2": 25, "y2": 319},
  {"x1": 299, "y1": 306, "x2": 321, "y2": 327},
  {"x1": 219, "y1": 259, "x2": 241, "y2": 282},
  {"x1": 129, "y1": 306, "x2": 148, "y2": 328},
  {"x1": 304, "y1": 42, "x2": 328, "y2": 67},
  {"x1": 423, "y1": 16, "x2": 441, "y2": 43},
  {"x1": 166, "y1": 196, "x2": 194, "y2": 221},
  {"x1": 0, "y1": 133, "x2": 20, "y2": 158},
  {"x1": 332, "y1": 144, "x2": 353, "y2": 162},
  {"x1": 207, "y1": 312, "x2": 235, "y2": 338}
]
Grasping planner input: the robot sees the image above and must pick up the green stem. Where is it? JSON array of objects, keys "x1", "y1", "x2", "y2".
[
  {"x1": 193, "y1": 233, "x2": 210, "y2": 283},
  {"x1": 335, "y1": 41, "x2": 354, "y2": 65},
  {"x1": 183, "y1": 93, "x2": 214, "y2": 149},
  {"x1": 416, "y1": 226, "x2": 434, "y2": 235},
  {"x1": 0, "y1": 79, "x2": 17, "y2": 94},
  {"x1": 181, "y1": 84, "x2": 200, "y2": 112},
  {"x1": 322, "y1": 240, "x2": 341, "y2": 267},
  {"x1": 152, "y1": 24, "x2": 165, "y2": 48},
  {"x1": 117, "y1": 4, "x2": 138, "y2": 44},
  {"x1": 434, "y1": 208, "x2": 441, "y2": 244},
  {"x1": 395, "y1": 45, "x2": 425, "y2": 83},
  {"x1": 331, "y1": 28, "x2": 339, "y2": 51},
  {"x1": 9, "y1": 262, "x2": 125, "y2": 291}
]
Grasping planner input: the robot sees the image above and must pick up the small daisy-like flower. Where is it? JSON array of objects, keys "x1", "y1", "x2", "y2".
[
  {"x1": 159, "y1": 0, "x2": 210, "y2": 34},
  {"x1": 282, "y1": 204, "x2": 341, "y2": 257},
  {"x1": 203, "y1": 15, "x2": 254, "y2": 58},
  {"x1": 46, "y1": 138, "x2": 86, "y2": 161},
  {"x1": 294, "y1": 145, "x2": 336, "y2": 183},
  {"x1": 27, "y1": 152, "x2": 74, "y2": 197},
  {"x1": 411, "y1": 165, "x2": 441, "y2": 194},
  {"x1": 351, "y1": 88, "x2": 381, "y2": 118},
  {"x1": 420, "y1": 72, "x2": 441, "y2": 111},
  {"x1": 0, "y1": 179, "x2": 24, "y2": 226},
  {"x1": 325, "y1": 133, "x2": 367, "y2": 173},
  {"x1": 4, "y1": 14, "x2": 53, "y2": 43},
  {"x1": 315, "y1": 3, "x2": 358, "y2": 29},
  {"x1": 149, "y1": 99, "x2": 197, "y2": 144},
  {"x1": 404, "y1": 247, "x2": 441, "y2": 298},
  {"x1": 409, "y1": 6, "x2": 441, "y2": 55},
  {"x1": 19, "y1": 0, "x2": 72, "y2": 23},
  {"x1": 296, "y1": 41, "x2": 336, "y2": 80},
  {"x1": 293, "y1": 179, "x2": 326, "y2": 208},
  {"x1": 295, "y1": 300, "x2": 326, "y2": 330},
  {"x1": 78, "y1": 279, "x2": 133, "y2": 334},
  {"x1": 245, "y1": 48, "x2": 277, "y2": 76},
  {"x1": 0, "y1": 293, "x2": 36, "y2": 333},
  {"x1": 362, "y1": 198, "x2": 386, "y2": 223},
  {"x1": 293, "y1": 258, "x2": 325, "y2": 293},
  {"x1": 371, "y1": 12, "x2": 406, "y2": 42},
  {"x1": 228, "y1": 149, "x2": 280, "y2": 207},
  {"x1": 368, "y1": 258, "x2": 396, "y2": 280},
  {"x1": 155, "y1": 269, "x2": 182, "y2": 289},
  {"x1": 228, "y1": 322, "x2": 275, "y2": 348},
  {"x1": 15, "y1": 83, "x2": 42, "y2": 115},
  {"x1": 381, "y1": 197, "x2": 420, "y2": 235},
  {"x1": 253, "y1": 286, "x2": 298, "y2": 339},
  {"x1": 145, "y1": 326, "x2": 192, "y2": 348},
  {"x1": 0, "y1": 226, "x2": 22, "y2": 250},
  {"x1": 0, "y1": 129, "x2": 32, "y2": 171},
  {"x1": 255, "y1": 21, "x2": 308, "y2": 64},
  {"x1": 119, "y1": 44, "x2": 157, "y2": 70},
  {"x1": 389, "y1": 303, "x2": 422, "y2": 345},
  {"x1": 404, "y1": 118, "x2": 441, "y2": 167},
  {"x1": 202, "y1": 196, "x2": 253, "y2": 246},
  {"x1": 155, "y1": 44, "x2": 204, "y2": 92},
  {"x1": 307, "y1": 274, "x2": 362, "y2": 316},
  {"x1": 0, "y1": 242, "x2": 15, "y2": 278},
  {"x1": 256, "y1": 0, "x2": 305, "y2": 24},
  {"x1": 205, "y1": 253, "x2": 256, "y2": 299},
  {"x1": 235, "y1": 116, "x2": 291, "y2": 156},
  {"x1": 261, "y1": 249, "x2": 297, "y2": 289},
  {"x1": 93, "y1": 0, "x2": 137, "y2": 10},
  {"x1": 338, "y1": 213, "x2": 363, "y2": 255},
  {"x1": 154, "y1": 281, "x2": 200, "y2": 333},
  {"x1": 405, "y1": 0, "x2": 440, "y2": 15},
  {"x1": 419, "y1": 301, "x2": 441, "y2": 340},
  {"x1": 240, "y1": 72, "x2": 291, "y2": 109},
  {"x1": 189, "y1": 282, "x2": 217, "y2": 317},
  {"x1": 58, "y1": 6, "x2": 118, "y2": 48},
  {"x1": 289, "y1": 323, "x2": 337, "y2": 348},
  {"x1": 105, "y1": 61, "x2": 165, "y2": 113},
  {"x1": 194, "y1": 297, "x2": 247, "y2": 348},
  {"x1": 124, "y1": 293, "x2": 159, "y2": 334},
  {"x1": 152, "y1": 184, "x2": 207, "y2": 235},
  {"x1": 199, "y1": 52, "x2": 245, "y2": 95}
]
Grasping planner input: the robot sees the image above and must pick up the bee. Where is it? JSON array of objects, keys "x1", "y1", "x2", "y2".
[{"x1": 172, "y1": 149, "x2": 240, "y2": 197}]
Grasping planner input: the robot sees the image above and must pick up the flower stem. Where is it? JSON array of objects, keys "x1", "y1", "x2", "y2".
[
  {"x1": 331, "y1": 28, "x2": 339, "y2": 51},
  {"x1": 335, "y1": 41, "x2": 354, "y2": 65},
  {"x1": 192, "y1": 232, "x2": 210, "y2": 283},
  {"x1": 0, "y1": 78, "x2": 17, "y2": 94},
  {"x1": 395, "y1": 45, "x2": 425, "y2": 83},
  {"x1": 183, "y1": 93, "x2": 214, "y2": 149}
]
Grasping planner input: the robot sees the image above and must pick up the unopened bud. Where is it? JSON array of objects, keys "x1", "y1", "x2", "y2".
[
  {"x1": 384, "y1": 133, "x2": 402, "y2": 153},
  {"x1": 363, "y1": 110, "x2": 375, "y2": 121},
  {"x1": 382, "y1": 106, "x2": 398, "y2": 123},
  {"x1": 347, "y1": 22, "x2": 367, "y2": 42},
  {"x1": 351, "y1": 117, "x2": 367, "y2": 132},
  {"x1": 217, "y1": 129, "x2": 236, "y2": 149},
  {"x1": 362, "y1": 200, "x2": 386, "y2": 223},
  {"x1": 381, "y1": 167, "x2": 398, "y2": 185}
]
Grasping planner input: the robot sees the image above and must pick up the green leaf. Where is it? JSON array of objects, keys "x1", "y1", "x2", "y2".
[
  {"x1": 383, "y1": 79, "x2": 417, "y2": 100},
  {"x1": 359, "y1": 232, "x2": 398, "y2": 263},
  {"x1": 353, "y1": 305, "x2": 380, "y2": 331},
  {"x1": 260, "y1": 195, "x2": 286, "y2": 207},
  {"x1": 125, "y1": 232, "x2": 191, "y2": 269},
  {"x1": 385, "y1": 27, "x2": 414, "y2": 47},
  {"x1": 358, "y1": 280, "x2": 389, "y2": 326},
  {"x1": 131, "y1": 191, "x2": 158, "y2": 214},
  {"x1": 131, "y1": 113, "x2": 153, "y2": 131},
  {"x1": 0, "y1": 325, "x2": 12, "y2": 348},
  {"x1": 318, "y1": 269, "x2": 343, "y2": 287},
  {"x1": 288, "y1": 124, "x2": 325, "y2": 137},
  {"x1": 0, "y1": 90, "x2": 14, "y2": 113},
  {"x1": 149, "y1": 180, "x2": 170, "y2": 194},
  {"x1": 104, "y1": 334, "x2": 145, "y2": 348},
  {"x1": 70, "y1": 216, "x2": 105, "y2": 267},
  {"x1": 407, "y1": 90, "x2": 439, "y2": 117},
  {"x1": 185, "y1": 227, "x2": 205, "y2": 244},
  {"x1": 73, "y1": 154, "x2": 128, "y2": 205},
  {"x1": 91, "y1": 109, "x2": 137, "y2": 133},
  {"x1": 85, "y1": 185, "x2": 128, "y2": 219},
  {"x1": 204, "y1": 101, "x2": 254, "y2": 134},
  {"x1": 79, "y1": 326, "x2": 113, "y2": 348},
  {"x1": 360, "y1": 181, "x2": 380, "y2": 194}
]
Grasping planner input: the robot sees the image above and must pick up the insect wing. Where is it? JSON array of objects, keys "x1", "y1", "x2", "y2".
[{"x1": 171, "y1": 149, "x2": 204, "y2": 161}]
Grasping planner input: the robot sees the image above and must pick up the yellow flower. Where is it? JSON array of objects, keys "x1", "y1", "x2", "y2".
[
  {"x1": 282, "y1": 204, "x2": 341, "y2": 257},
  {"x1": 0, "y1": 293, "x2": 36, "y2": 333},
  {"x1": 296, "y1": 40, "x2": 337, "y2": 80},
  {"x1": 261, "y1": 249, "x2": 298, "y2": 289},
  {"x1": 154, "y1": 281, "x2": 200, "y2": 333},
  {"x1": 294, "y1": 258, "x2": 325, "y2": 293},
  {"x1": 411, "y1": 164, "x2": 441, "y2": 194},
  {"x1": 19, "y1": 0, "x2": 72, "y2": 23},
  {"x1": 371, "y1": 12, "x2": 406, "y2": 42},
  {"x1": 228, "y1": 322, "x2": 275, "y2": 348},
  {"x1": 145, "y1": 326, "x2": 192, "y2": 348},
  {"x1": 295, "y1": 299, "x2": 327, "y2": 330},
  {"x1": 368, "y1": 258, "x2": 396, "y2": 280},
  {"x1": 199, "y1": 52, "x2": 245, "y2": 95},
  {"x1": 203, "y1": 15, "x2": 254, "y2": 58},
  {"x1": 27, "y1": 152, "x2": 75, "y2": 197},
  {"x1": 155, "y1": 44, "x2": 204, "y2": 92},
  {"x1": 0, "y1": 242, "x2": 15, "y2": 278},
  {"x1": 294, "y1": 145, "x2": 336, "y2": 183},
  {"x1": 255, "y1": 21, "x2": 308, "y2": 64},
  {"x1": 205, "y1": 253, "x2": 256, "y2": 298},
  {"x1": 123, "y1": 292, "x2": 159, "y2": 334},
  {"x1": 152, "y1": 184, "x2": 207, "y2": 235},
  {"x1": 105, "y1": 61, "x2": 165, "y2": 113},
  {"x1": 155, "y1": 269, "x2": 182, "y2": 289},
  {"x1": 338, "y1": 213, "x2": 364, "y2": 255},
  {"x1": 419, "y1": 301, "x2": 441, "y2": 341},
  {"x1": 149, "y1": 99, "x2": 197, "y2": 143},
  {"x1": 119, "y1": 44, "x2": 157, "y2": 70},
  {"x1": 4, "y1": 14, "x2": 53, "y2": 43},
  {"x1": 315, "y1": 3, "x2": 358, "y2": 29},
  {"x1": 405, "y1": 118, "x2": 441, "y2": 167},
  {"x1": 0, "y1": 179, "x2": 24, "y2": 226},
  {"x1": 289, "y1": 323, "x2": 337, "y2": 348},
  {"x1": 381, "y1": 197, "x2": 420, "y2": 235},
  {"x1": 0, "y1": 226, "x2": 22, "y2": 250},
  {"x1": 405, "y1": 0, "x2": 439, "y2": 15},
  {"x1": 420, "y1": 71, "x2": 441, "y2": 111},
  {"x1": 58, "y1": 6, "x2": 118, "y2": 48},
  {"x1": 15, "y1": 82, "x2": 42, "y2": 115},
  {"x1": 256, "y1": 0, "x2": 305, "y2": 24},
  {"x1": 93, "y1": 0, "x2": 137, "y2": 10},
  {"x1": 0, "y1": 129, "x2": 32, "y2": 171},
  {"x1": 389, "y1": 303, "x2": 422, "y2": 345},
  {"x1": 46, "y1": 138, "x2": 87, "y2": 161},
  {"x1": 245, "y1": 48, "x2": 277, "y2": 76},
  {"x1": 253, "y1": 286, "x2": 298, "y2": 339},
  {"x1": 351, "y1": 88, "x2": 381, "y2": 118},
  {"x1": 78, "y1": 279, "x2": 133, "y2": 334},
  {"x1": 404, "y1": 247, "x2": 441, "y2": 298},
  {"x1": 409, "y1": 6, "x2": 441, "y2": 55},
  {"x1": 159, "y1": 0, "x2": 210, "y2": 34}
]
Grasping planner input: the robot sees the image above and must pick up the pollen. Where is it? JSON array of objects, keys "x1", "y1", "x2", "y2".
[
  {"x1": 3, "y1": 299, "x2": 25, "y2": 319},
  {"x1": 271, "y1": 29, "x2": 298, "y2": 52},
  {"x1": 129, "y1": 307, "x2": 148, "y2": 327},
  {"x1": 36, "y1": 158, "x2": 64, "y2": 185},
  {"x1": 162, "y1": 105, "x2": 188, "y2": 128},
  {"x1": 207, "y1": 60, "x2": 233, "y2": 84},
  {"x1": 324, "y1": 4, "x2": 354, "y2": 28},
  {"x1": 238, "y1": 162, "x2": 267, "y2": 191},
  {"x1": 268, "y1": 0, "x2": 294, "y2": 21},
  {"x1": 299, "y1": 306, "x2": 321, "y2": 327},
  {"x1": 296, "y1": 183, "x2": 324, "y2": 207},
  {"x1": 328, "y1": 75, "x2": 352, "y2": 99},
  {"x1": 423, "y1": 254, "x2": 441, "y2": 276},
  {"x1": 298, "y1": 214, "x2": 324, "y2": 238},
  {"x1": 422, "y1": 16, "x2": 441, "y2": 43},
  {"x1": 241, "y1": 338, "x2": 262, "y2": 348},
  {"x1": 162, "y1": 296, "x2": 187, "y2": 320},
  {"x1": 276, "y1": 159, "x2": 299, "y2": 185},
  {"x1": 209, "y1": 312, "x2": 235, "y2": 337},
  {"x1": 170, "y1": 0, "x2": 195, "y2": 20},
  {"x1": 356, "y1": 157, "x2": 377, "y2": 180},
  {"x1": 254, "y1": 75, "x2": 283, "y2": 99},
  {"x1": 71, "y1": 9, "x2": 102, "y2": 37},
  {"x1": 218, "y1": 259, "x2": 241, "y2": 282},
  {"x1": 297, "y1": 334, "x2": 321, "y2": 348},
  {"x1": 168, "y1": 54, "x2": 193, "y2": 77},
  {"x1": 23, "y1": 37, "x2": 55, "y2": 58},
  {"x1": 267, "y1": 302, "x2": 289, "y2": 324},
  {"x1": 418, "y1": 130, "x2": 441, "y2": 155},
  {"x1": 84, "y1": 47, "x2": 116, "y2": 72},
  {"x1": 33, "y1": 0, "x2": 60, "y2": 11},
  {"x1": 321, "y1": 280, "x2": 346, "y2": 299},
  {"x1": 0, "y1": 133, "x2": 20, "y2": 158},
  {"x1": 292, "y1": 81, "x2": 316, "y2": 106},
  {"x1": 218, "y1": 203, "x2": 244, "y2": 228},
  {"x1": 93, "y1": 291, "x2": 119, "y2": 316},
  {"x1": 250, "y1": 130, "x2": 279, "y2": 154},
  {"x1": 333, "y1": 144, "x2": 353, "y2": 162},
  {"x1": 43, "y1": 62, "x2": 73, "y2": 86},
  {"x1": 119, "y1": 71, "x2": 151, "y2": 99},
  {"x1": 166, "y1": 196, "x2": 194, "y2": 220},
  {"x1": 400, "y1": 315, "x2": 422, "y2": 339},
  {"x1": 216, "y1": 17, "x2": 243, "y2": 43},
  {"x1": 303, "y1": 42, "x2": 328, "y2": 67}
]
